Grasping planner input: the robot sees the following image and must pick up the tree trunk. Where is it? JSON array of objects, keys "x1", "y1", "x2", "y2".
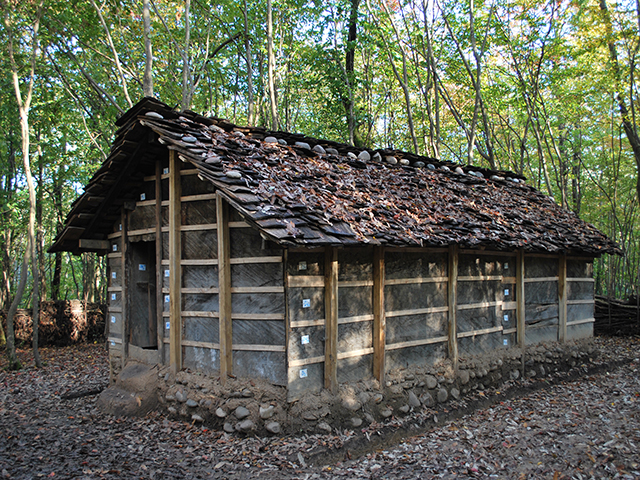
[
  {"x1": 181, "y1": 0, "x2": 192, "y2": 111},
  {"x1": 243, "y1": 0, "x2": 254, "y2": 125},
  {"x1": 344, "y1": 0, "x2": 360, "y2": 145},
  {"x1": 143, "y1": 0, "x2": 154, "y2": 97},
  {"x1": 267, "y1": 0, "x2": 279, "y2": 130},
  {"x1": 600, "y1": 0, "x2": 640, "y2": 204},
  {"x1": 6, "y1": 1, "x2": 43, "y2": 369}
]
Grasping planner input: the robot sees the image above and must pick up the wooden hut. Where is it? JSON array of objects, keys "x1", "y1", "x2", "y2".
[{"x1": 50, "y1": 98, "x2": 620, "y2": 400}]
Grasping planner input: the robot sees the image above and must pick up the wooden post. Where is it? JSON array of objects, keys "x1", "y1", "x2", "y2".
[
  {"x1": 324, "y1": 246, "x2": 338, "y2": 393},
  {"x1": 155, "y1": 160, "x2": 164, "y2": 363},
  {"x1": 121, "y1": 208, "x2": 129, "y2": 361},
  {"x1": 216, "y1": 192, "x2": 232, "y2": 383},
  {"x1": 516, "y1": 250, "x2": 526, "y2": 348},
  {"x1": 447, "y1": 244, "x2": 458, "y2": 370},
  {"x1": 169, "y1": 150, "x2": 182, "y2": 374},
  {"x1": 373, "y1": 246, "x2": 386, "y2": 385},
  {"x1": 558, "y1": 254, "x2": 567, "y2": 343}
]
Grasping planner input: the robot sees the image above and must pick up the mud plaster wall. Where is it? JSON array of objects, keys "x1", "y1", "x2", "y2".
[
  {"x1": 385, "y1": 249, "x2": 448, "y2": 371},
  {"x1": 457, "y1": 252, "x2": 515, "y2": 356}
]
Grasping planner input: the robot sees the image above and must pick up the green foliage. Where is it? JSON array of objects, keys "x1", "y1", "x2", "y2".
[{"x1": 0, "y1": 0, "x2": 638, "y2": 304}]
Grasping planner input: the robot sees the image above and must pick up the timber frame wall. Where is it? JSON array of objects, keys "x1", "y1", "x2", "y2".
[{"x1": 104, "y1": 153, "x2": 596, "y2": 399}]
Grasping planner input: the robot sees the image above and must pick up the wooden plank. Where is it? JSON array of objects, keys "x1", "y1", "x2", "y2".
[
  {"x1": 107, "y1": 252, "x2": 122, "y2": 259},
  {"x1": 567, "y1": 299, "x2": 594, "y2": 305},
  {"x1": 128, "y1": 227, "x2": 156, "y2": 237},
  {"x1": 289, "y1": 355, "x2": 325, "y2": 367},
  {"x1": 232, "y1": 344, "x2": 286, "y2": 352},
  {"x1": 290, "y1": 319, "x2": 325, "y2": 328},
  {"x1": 231, "y1": 256, "x2": 282, "y2": 264},
  {"x1": 567, "y1": 318, "x2": 595, "y2": 326},
  {"x1": 182, "y1": 287, "x2": 219, "y2": 294},
  {"x1": 567, "y1": 277, "x2": 595, "y2": 283},
  {"x1": 182, "y1": 311, "x2": 218, "y2": 318},
  {"x1": 288, "y1": 276, "x2": 325, "y2": 288},
  {"x1": 386, "y1": 306, "x2": 449, "y2": 317},
  {"x1": 457, "y1": 326, "x2": 503, "y2": 338},
  {"x1": 373, "y1": 246, "x2": 385, "y2": 384},
  {"x1": 558, "y1": 255, "x2": 567, "y2": 343},
  {"x1": 338, "y1": 347, "x2": 374, "y2": 360},
  {"x1": 338, "y1": 314, "x2": 374, "y2": 324},
  {"x1": 230, "y1": 286, "x2": 284, "y2": 294},
  {"x1": 324, "y1": 247, "x2": 338, "y2": 393},
  {"x1": 524, "y1": 276, "x2": 559, "y2": 283},
  {"x1": 384, "y1": 276, "x2": 448, "y2": 286},
  {"x1": 457, "y1": 301, "x2": 502, "y2": 310},
  {"x1": 182, "y1": 339, "x2": 220, "y2": 349},
  {"x1": 386, "y1": 335, "x2": 449, "y2": 351},
  {"x1": 516, "y1": 250, "x2": 526, "y2": 348},
  {"x1": 458, "y1": 275, "x2": 504, "y2": 281},
  {"x1": 107, "y1": 231, "x2": 122, "y2": 239},
  {"x1": 181, "y1": 223, "x2": 217, "y2": 232},
  {"x1": 169, "y1": 150, "x2": 183, "y2": 374},
  {"x1": 339, "y1": 280, "x2": 374, "y2": 287},
  {"x1": 503, "y1": 301, "x2": 518, "y2": 310},
  {"x1": 503, "y1": 327, "x2": 517, "y2": 334},
  {"x1": 232, "y1": 313, "x2": 285, "y2": 320},
  {"x1": 217, "y1": 192, "x2": 233, "y2": 383},
  {"x1": 79, "y1": 238, "x2": 110, "y2": 250},
  {"x1": 448, "y1": 244, "x2": 458, "y2": 369},
  {"x1": 155, "y1": 161, "x2": 164, "y2": 363}
]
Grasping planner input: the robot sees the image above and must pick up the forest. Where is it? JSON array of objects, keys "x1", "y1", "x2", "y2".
[{"x1": 1, "y1": 0, "x2": 639, "y2": 347}]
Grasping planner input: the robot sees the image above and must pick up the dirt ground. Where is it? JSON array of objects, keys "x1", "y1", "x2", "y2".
[{"x1": 1, "y1": 337, "x2": 639, "y2": 479}]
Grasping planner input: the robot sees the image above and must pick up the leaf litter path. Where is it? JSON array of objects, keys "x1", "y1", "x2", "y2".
[{"x1": 1, "y1": 339, "x2": 639, "y2": 480}]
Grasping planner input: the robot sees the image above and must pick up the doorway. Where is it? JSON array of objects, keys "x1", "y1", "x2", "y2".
[{"x1": 129, "y1": 240, "x2": 157, "y2": 349}]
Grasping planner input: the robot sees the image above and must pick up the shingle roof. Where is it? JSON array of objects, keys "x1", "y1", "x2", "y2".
[{"x1": 50, "y1": 97, "x2": 621, "y2": 256}]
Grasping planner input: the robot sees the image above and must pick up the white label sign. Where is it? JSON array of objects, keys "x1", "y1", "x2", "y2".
[
  {"x1": 298, "y1": 261, "x2": 307, "y2": 271},
  {"x1": 503, "y1": 314, "x2": 509, "y2": 322},
  {"x1": 164, "y1": 270, "x2": 170, "y2": 277},
  {"x1": 504, "y1": 288, "x2": 510, "y2": 296},
  {"x1": 165, "y1": 322, "x2": 170, "y2": 330},
  {"x1": 302, "y1": 299, "x2": 311, "y2": 308},
  {"x1": 139, "y1": 264, "x2": 146, "y2": 271},
  {"x1": 164, "y1": 295, "x2": 170, "y2": 303},
  {"x1": 111, "y1": 293, "x2": 116, "y2": 301},
  {"x1": 299, "y1": 369, "x2": 308, "y2": 378},
  {"x1": 111, "y1": 316, "x2": 116, "y2": 323},
  {"x1": 140, "y1": 193, "x2": 146, "y2": 201},
  {"x1": 301, "y1": 335, "x2": 310, "y2": 345},
  {"x1": 112, "y1": 272, "x2": 117, "y2": 279}
]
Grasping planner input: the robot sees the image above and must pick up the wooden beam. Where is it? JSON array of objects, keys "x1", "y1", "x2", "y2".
[
  {"x1": 516, "y1": 250, "x2": 526, "y2": 348},
  {"x1": 324, "y1": 247, "x2": 339, "y2": 393},
  {"x1": 155, "y1": 160, "x2": 164, "y2": 363},
  {"x1": 373, "y1": 246, "x2": 386, "y2": 385},
  {"x1": 447, "y1": 244, "x2": 459, "y2": 369},
  {"x1": 558, "y1": 254, "x2": 567, "y2": 343},
  {"x1": 169, "y1": 150, "x2": 182, "y2": 374},
  {"x1": 78, "y1": 238, "x2": 109, "y2": 250},
  {"x1": 216, "y1": 192, "x2": 233, "y2": 383}
]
